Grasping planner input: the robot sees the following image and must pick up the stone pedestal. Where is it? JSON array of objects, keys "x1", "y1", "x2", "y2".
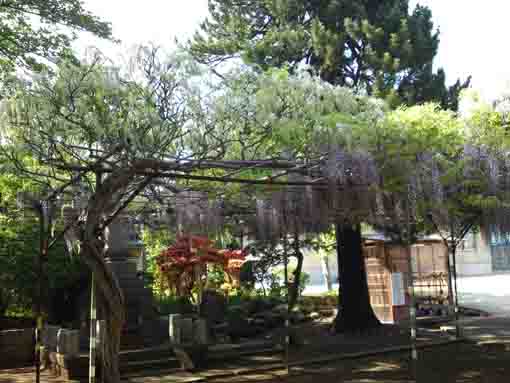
[{"x1": 193, "y1": 319, "x2": 208, "y2": 345}]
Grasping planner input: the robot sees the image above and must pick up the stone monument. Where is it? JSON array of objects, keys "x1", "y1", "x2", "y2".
[{"x1": 104, "y1": 216, "x2": 157, "y2": 344}]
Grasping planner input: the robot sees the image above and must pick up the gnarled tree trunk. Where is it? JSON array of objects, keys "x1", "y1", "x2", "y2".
[
  {"x1": 76, "y1": 169, "x2": 142, "y2": 383},
  {"x1": 80, "y1": 240, "x2": 124, "y2": 383},
  {"x1": 334, "y1": 222, "x2": 380, "y2": 333}
]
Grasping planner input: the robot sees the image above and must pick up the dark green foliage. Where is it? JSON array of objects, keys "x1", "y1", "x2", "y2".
[
  {"x1": 0, "y1": 0, "x2": 113, "y2": 75},
  {"x1": 239, "y1": 260, "x2": 256, "y2": 287},
  {"x1": 191, "y1": 0, "x2": 469, "y2": 110},
  {"x1": 154, "y1": 295, "x2": 195, "y2": 315},
  {"x1": 245, "y1": 237, "x2": 309, "y2": 305},
  {"x1": 207, "y1": 264, "x2": 226, "y2": 288},
  {"x1": 0, "y1": 174, "x2": 87, "y2": 322},
  {"x1": 0, "y1": 215, "x2": 87, "y2": 322}
]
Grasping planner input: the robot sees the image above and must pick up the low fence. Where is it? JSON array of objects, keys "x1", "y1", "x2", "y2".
[{"x1": 0, "y1": 317, "x2": 35, "y2": 330}]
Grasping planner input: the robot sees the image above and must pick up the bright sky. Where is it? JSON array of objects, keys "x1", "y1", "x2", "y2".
[{"x1": 77, "y1": 0, "x2": 510, "y2": 101}]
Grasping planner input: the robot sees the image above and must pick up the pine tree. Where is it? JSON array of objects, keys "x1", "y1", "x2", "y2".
[
  {"x1": 0, "y1": 0, "x2": 113, "y2": 74},
  {"x1": 191, "y1": 0, "x2": 470, "y2": 109}
]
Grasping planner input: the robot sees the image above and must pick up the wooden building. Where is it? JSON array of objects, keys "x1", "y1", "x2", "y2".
[{"x1": 363, "y1": 235, "x2": 450, "y2": 323}]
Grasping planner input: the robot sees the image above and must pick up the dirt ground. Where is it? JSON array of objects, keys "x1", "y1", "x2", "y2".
[
  {"x1": 3, "y1": 341, "x2": 509, "y2": 383},
  {"x1": 209, "y1": 341, "x2": 510, "y2": 383},
  {"x1": 2, "y1": 316, "x2": 509, "y2": 383}
]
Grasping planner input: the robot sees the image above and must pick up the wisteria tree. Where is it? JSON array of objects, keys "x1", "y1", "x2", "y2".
[
  {"x1": 0, "y1": 47, "x2": 241, "y2": 383},
  {"x1": 208, "y1": 67, "x2": 388, "y2": 332},
  {"x1": 1, "y1": 48, "x2": 356, "y2": 382}
]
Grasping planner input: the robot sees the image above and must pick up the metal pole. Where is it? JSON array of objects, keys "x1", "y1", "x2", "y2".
[
  {"x1": 283, "y1": 236, "x2": 290, "y2": 375},
  {"x1": 405, "y1": 190, "x2": 418, "y2": 382},
  {"x1": 89, "y1": 273, "x2": 97, "y2": 383},
  {"x1": 35, "y1": 203, "x2": 45, "y2": 383}
]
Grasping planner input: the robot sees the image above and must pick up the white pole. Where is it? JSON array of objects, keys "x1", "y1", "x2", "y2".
[{"x1": 89, "y1": 273, "x2": 97, "y2": 383}]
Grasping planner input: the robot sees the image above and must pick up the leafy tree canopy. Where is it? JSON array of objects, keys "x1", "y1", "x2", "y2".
[
  {"x1": 190, "y1": 0, "x2": 470, "y2": 109},
  {"x1": 0, "y1": 0, "x2": 113, "y2": 76}
]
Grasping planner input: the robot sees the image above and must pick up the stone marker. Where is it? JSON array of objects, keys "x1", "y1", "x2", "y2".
[
  {"x1": 200, "y1": 290, "x2": 227, "y2": 324},
  {"x1": 181, "y1": 318, "x2": 193, "y2": 344},
  {"x1": 193, "y1": 319, "x2": 208, "y2": 345},
  {"x1": 96, "y1": 320, "x2": 106, "y2": 357},
  {"x1": 169, "y1": 314, "x2": 182, "y2": 344},
  {"x1": 42, "y1": 325, "x2": 60, "y2": 351}
]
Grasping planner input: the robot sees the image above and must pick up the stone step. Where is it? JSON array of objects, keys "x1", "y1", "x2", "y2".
[
  {"x1": 70, "y1": 340, "x2": 280, "y2": 378},
  {"x1": 208, "y1": 347, "x2": 279, "y2": 362},
  {"x1": 120, "y1": 344, "x2": 174, "y2": 364},
  {"x1": 120, "y1": 344, "x2": 279, "y2": 376},
  {"x1": 121, "y1": 357, "x2": 181, "y2": 374}
]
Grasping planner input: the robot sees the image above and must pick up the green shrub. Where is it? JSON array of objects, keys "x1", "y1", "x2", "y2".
[{"x1": 155, "y1": 295, "x2": 194, "y2": 315}]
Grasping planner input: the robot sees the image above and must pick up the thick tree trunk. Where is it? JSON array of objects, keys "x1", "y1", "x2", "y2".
[
  {"x1": 288, "y1": 231, "x2": 304, "y2": 310},
  {"x1": 334, "y1": 222, "x2": 380, "y2": 333}
]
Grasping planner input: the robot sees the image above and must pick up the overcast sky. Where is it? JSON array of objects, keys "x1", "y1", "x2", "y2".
[{"x1": 77, "y1": 0, "x2": 510, "y2": 100}]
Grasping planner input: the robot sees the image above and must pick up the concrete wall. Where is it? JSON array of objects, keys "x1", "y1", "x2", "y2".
[
  {"x1": 456, "y1": 231, "x2": 493, "y2": 276},
  {"x1": 0, "y1": 328, "x2": 34, "y2": 368}
]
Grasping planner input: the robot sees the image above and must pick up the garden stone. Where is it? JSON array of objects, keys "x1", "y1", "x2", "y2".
[
  {"x1": 254, "y1": 311, "x2": 284, "y2": 328},
  {"x1": 242, "y1": 299, "x2": 273, "y2": 315},
  {"x1": 200, "y1": 290, "x2": 226, "y2": 324},
  {"x1": 227, "y1": 315, "x2": 260, "y2": 341},
  {"x1": 291, "y1": 311, "x2": 306, "y2": 323},
  {"x1": 254, "y1": 318, "x2": 266, "y2": 326},
  {"x1": 273, "y1": 304, "x2": 288, "y2": 314}
]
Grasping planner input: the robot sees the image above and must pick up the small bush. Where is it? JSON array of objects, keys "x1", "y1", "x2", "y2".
[{"x1": 154, "y1": 295, "x2": 194, "y2": 315}]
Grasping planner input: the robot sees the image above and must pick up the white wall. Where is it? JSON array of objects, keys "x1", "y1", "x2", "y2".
[
  {"x1": 301, "y1": 250, "x2": 338, "y2": 295},
  {"x1": 456, "y1": 231, "x2": 493, "y2": 276}
]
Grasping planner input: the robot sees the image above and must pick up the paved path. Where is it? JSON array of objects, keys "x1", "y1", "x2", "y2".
[
  {"x1": 459, "y1": 315, "x2": 510, "y2": 344},
  {"x1": 457, "y1": 273, "x2": 510, "y2": 314}
]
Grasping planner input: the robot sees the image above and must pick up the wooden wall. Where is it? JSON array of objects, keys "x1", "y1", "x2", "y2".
[{"x1": 364, "y1": 240, "x2": 448, "y2": 323}]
